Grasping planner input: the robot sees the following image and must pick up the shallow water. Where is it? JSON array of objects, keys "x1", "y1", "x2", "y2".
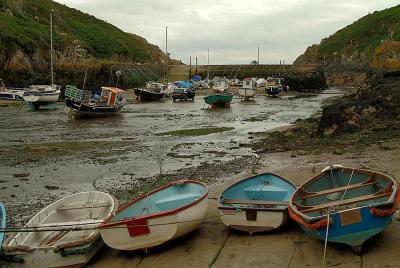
[{"x1": 0, "y1": 88, "x2": 343, "y2": 224}]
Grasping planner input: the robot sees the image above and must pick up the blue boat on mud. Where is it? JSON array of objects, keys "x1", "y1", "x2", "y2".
[
  {"x1": 0, "y1": 202, "x2": 6, "y2": 247},
  {"x1": 218, "y1": 173, "x2": 296, "y2": 234},
  {"x1": 289, "y1": 165, "x2": 400, "y2": 254}
]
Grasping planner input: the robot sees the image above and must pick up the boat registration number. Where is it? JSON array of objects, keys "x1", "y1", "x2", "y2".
[{"x1": 339, "y1": 209, "x2": 362, "y2": 226}]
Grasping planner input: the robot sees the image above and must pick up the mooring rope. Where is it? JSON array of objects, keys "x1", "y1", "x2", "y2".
[{"x1": 0, "y1": 215, "x2": 221, "y2": 233}]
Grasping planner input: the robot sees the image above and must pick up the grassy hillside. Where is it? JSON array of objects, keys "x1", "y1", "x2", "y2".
[
  {"x1": 317, "y1": 5, "x2": 400, "y2": 59},
  {"x1": 0, "y1": 0, "x2": 163, "y2": 62}
]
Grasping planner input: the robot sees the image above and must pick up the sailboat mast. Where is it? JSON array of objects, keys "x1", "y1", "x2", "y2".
[
  {"x1": 207, "y1": 49, "x2": 209, "y2": 81},
  {"x1": 50, "y1": 12, "x2": 54, "y2": 86},
  {"x1": 165, "y1": 26, "x2": 168, "y2": 84}
]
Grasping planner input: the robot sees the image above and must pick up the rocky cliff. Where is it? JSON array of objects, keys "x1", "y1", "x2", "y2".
[{"x1": 294, "y1": 5, "x2": 400, "y2": 86}]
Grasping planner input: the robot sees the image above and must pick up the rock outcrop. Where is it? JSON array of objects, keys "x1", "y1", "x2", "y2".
[{"x1": 317, "y1": 70, "x2": 400, "y2": 136}]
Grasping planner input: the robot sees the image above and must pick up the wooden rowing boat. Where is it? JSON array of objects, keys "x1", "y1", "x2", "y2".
[
  {"x1": 218, "y1": 173, "x2": 296, "y2": 234},
  {"x1": 3, "y1": 191, "x2": 117, "y2": 267},
  {"x1": 289, "y1": 165, "x2": 400, "y2": 254},
  {"x1": 99, "y1": 180, "x2": 208, "y2": 251}
]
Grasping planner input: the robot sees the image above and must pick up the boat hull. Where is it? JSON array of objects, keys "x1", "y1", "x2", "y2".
[
  {"x1": 239, "y1": 88, "x2": 256, "y2": 100},
  {"x1": 203, "y1": 94, "x2": 233, "y2": 107},
  {"x1": 289, "y1": 166, "x2": 399, "y2": 252},
  {"x1": 219, "y1": 208, "x2": 289, "y2": 234},
  {"x1": 134, "y1": 88, "x2": 165, "y2": 101},
  {"x1": 3, "y1": 192, "x2": 117, "y2": 268},
  {"x1": 5, "y1": 238, "x2": 104, "y2": 268},
  {"x1": 65, "y1": 99, "x2": 124, "y2": 118},
  {"x1": 0, "y1": 91, "x2": 24, "y2": 101},
  {"x1": 266, "y1": 87, "x2": 282, "y2": 96},
  {"x1": 218, "y1": 173, "x2": 296, "y2": 234},
  {"x1": 0, "y1": 202, "x2": 5, "y2": 246},
  {"x1": 300, "y1": 206, "x2": 393, "y2": 248},
  {"x1": 23, "y1": 91, "x2": 60, "y2": 103},
  {"x1": 99, "y1": 180, "x2": 209, "y2": 251},
  {"x1": 100, "y1": 194, "x2": 208, "y2": 251}
]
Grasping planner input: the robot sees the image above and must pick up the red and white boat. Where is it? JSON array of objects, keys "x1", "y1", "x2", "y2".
[{"x1": 99, "y1": 180, "x2": 208, "y2": 251}]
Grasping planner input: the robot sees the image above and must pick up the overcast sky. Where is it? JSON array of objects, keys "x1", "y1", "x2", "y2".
[{"x1": 56, "y1": 0, "x2": 398, "y2": 64}]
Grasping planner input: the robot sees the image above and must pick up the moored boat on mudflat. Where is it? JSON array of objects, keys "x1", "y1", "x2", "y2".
[
  {"x1": 218, "y1": 173, "x2": 296, "y2": 234},
  {"x1": 289, "y1": 165, "x2": 400, "y2": 254},
  {"x1": 99, "y1": 180, "x2": 208, "y2": 251},
  {"x1": 23, "y1": 85, "x2": 61, "y2": 109},
  {"x1": 0, "y1": 79, "x2": 25, "y2": 101},
  {"x1": 239, "y1": 78, "x2": 257, "y2": 101},
  {"x1": 203, "y1": 89, "x2": 233, "y2": 108},
  {"x1": 2, "y1": 191, "x2": 117, "y2": 268},
  {"x1": 265, "y1": 77, "x2": 282, "y2": 97},
  {"x1": 65, "y1": 85, "x2": 126, "y2": 118},
  {"x1": 134, "y1": 82, "x2": 166, "y2": 101}
]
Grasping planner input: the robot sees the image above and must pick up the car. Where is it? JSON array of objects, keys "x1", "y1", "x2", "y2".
[{"x1": 172, "y1": 88, "x2": 195, "y2": 101}]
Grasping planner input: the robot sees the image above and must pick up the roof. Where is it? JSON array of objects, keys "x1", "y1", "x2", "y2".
[{"x1": 101, "y1": 87, "x2": 126, "y2": 93}]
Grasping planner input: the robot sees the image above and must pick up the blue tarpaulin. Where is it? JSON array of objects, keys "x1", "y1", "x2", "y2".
[
  {"x1": 175, "y1": 81, "x2": 193, "y2": 89},
  {"x1": 192, "y1": 75, "x2": 201, "y2": 81}
]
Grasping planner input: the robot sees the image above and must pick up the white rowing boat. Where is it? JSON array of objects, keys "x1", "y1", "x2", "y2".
[{"x1": 3, "y1": 191, "x2": 118, "y2": 268}]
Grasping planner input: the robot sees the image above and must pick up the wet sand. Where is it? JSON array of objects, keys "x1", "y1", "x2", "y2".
[
  {"x1": 2, "y1": 88, "x2": 400, "y2": 267},
  {"x1": 88, "y1": 140, "x2": 400, "y2": 267}
]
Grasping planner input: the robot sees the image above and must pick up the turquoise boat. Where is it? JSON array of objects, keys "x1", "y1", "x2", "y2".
[
  {"x1": 99, "y1": 180, "x2": 208, "y2": 251},
  {"x1": 218, "y1": 173, "x2": 296, "y2": 234},
  {"x1": 0, "y1": 202, "x2": 5, "y2": 247},
  {"x1": 289, "y1": 165, "x2": 399, "y2": 254},
  {"x1": 203, "y1": 93, "x2": 233, "y2": 108}
]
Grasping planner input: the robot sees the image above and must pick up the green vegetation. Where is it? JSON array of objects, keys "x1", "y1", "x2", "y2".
[
  {"x1": 317, "y1": 5, "x2": 400, "y2": 58},
  {"x1": 156, "y1": 127, "x2": 235, "y2": 137},
  {"x1": 0, "y1": 0, "x2": 163, "y2": 62}
]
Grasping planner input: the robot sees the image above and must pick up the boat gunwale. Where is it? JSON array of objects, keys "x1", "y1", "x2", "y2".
[
  {"x1": 0, "y1": 202, "x2": 6, "y2": 246},
  {"x1": 217, "y1": 172, "x2": 296, "y2": 212},
  {"x1": 99, "y1": 180, "x2": 209, "y2": 228},
  {"x1": 3, "y1": 191, "x2": 116, "y2": 252},
  {"x1": 289, "y1": 167, "x2": 398, "y2": 222}
]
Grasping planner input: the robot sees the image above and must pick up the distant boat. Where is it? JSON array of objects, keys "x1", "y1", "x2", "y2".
[
  {"x1": 3, "y1": 191, "x2": 118, "y2": 267},
  {"x1": 99, "y1": 180, "x2": 208, "y2": 251},
  {"x1": 0, "y1": 79, "x2": 24, "y2": 101},
  {"x1": 239, "y1": 78, "x2": 257, "y2": 101},
  {"x1": 212, "y1": 80, "x2": 229, "y2": 92},
  {"x1": 289, "y1": 165, "x2": 400, "y2": 254},
  {"x1": 22, "y1": 85, "x2": 61, "y2": 105},
  {"x1": 204, "y1": 93, "x2": 233, "y2": 108},
  {"x1": 134, "y1": 82, "x2": 166, "y2": 101},
  {"x1": 0, "y1": 202, "x2": 6, "y2": 248},
  {"x1": 218, "y1": 173, "x2": 296, "y2": 234},
  {"x1": 24, "y1": 14, "x2": 61, "y2": 109},
  {"x1": 65, "y1": 85, "x2": 126, "y2": 118},
  {"x1": 265, "y1": 77, "x2": 283, "y2": 96}
]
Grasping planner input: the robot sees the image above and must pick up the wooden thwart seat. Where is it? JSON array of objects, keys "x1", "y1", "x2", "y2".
[
  {"x1": 299, "y1": 192, "x2": 391, "y2": 213},
  {"x1": 57, "y1": 201, "x2": 111, "y2": 211},
  {"x1": 223, "y1": 199, "x2": 288, "y2": 206},
  {"x1": 300, "y1": 181, "x2": 379, "y2": 199},
  {"x1": 34, "y1": 219, "x2": 103, "y2": 229}
]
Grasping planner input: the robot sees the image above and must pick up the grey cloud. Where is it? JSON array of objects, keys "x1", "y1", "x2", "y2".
[{"x1": 56, "y1": 0, "x2": 399, "y2": 64}]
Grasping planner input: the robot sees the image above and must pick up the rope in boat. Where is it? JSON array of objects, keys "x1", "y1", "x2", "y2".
[
  {"x1": 322, "y1": 208, "x2": 332, "y2": 265},
  {"x1": 0, "y1": 215, "x2": 221, "y2": 233},
  {"x1": 321, "y1": 167, "x2": 355, "y2": 264}
]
